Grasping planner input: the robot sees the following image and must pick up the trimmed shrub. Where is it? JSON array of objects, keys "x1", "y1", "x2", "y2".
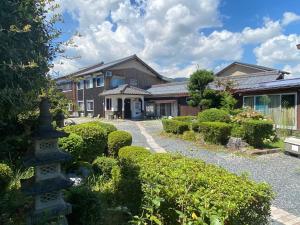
[
  {"x1": 118, "y1": 146, "x2": 151, "y2": 159},
  {"x1": 108, "y1": 131, "x2": 132, "y2": 157},
  {"x1": 198, "y1": 108, "x2": 230, "y2": 123},
  {"x1": 0, "y1": 163, "x2": 13, "y2": 192},
  {"x1": 58, "y1": 133, "x2": 84, "y2": 161},
  {"x1": 92, "y1": 156, "x2": 119, "y2": 180},
  {"x1": 231, "y1": 124, "x2": 246, "y2": 138},
  {"x1": 82, "y1": 121, "x2": 117, "y2": 134},
  {"x1": 162, "y1": 119, "x2": 189, "y2": 134},
  {"x1": 119, "y1": 151, "x2": 273, "y2": 225},
  {"x1": 182, "y1": 130, "x2": 196, "y2": 141},
  {"x1": 199, "y1": 122, "x2": 232, "y2": 145},
  {"x1": 64, "y1": 123, "x2": 107, "y2": 162},
  {"x1": 173, "y1": 116, "x2": 196, "y2": 122},
  {"x1": 242, "y1": 119, "x2": 274, "y2": 148},
  {"x1": 191, "y1": 122, "x2": 201, "y2": 132}
]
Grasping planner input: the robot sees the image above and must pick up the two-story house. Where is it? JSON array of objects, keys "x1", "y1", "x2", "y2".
[{"x1": 55, "y1": 55, "x2": 168, "y2": 119}]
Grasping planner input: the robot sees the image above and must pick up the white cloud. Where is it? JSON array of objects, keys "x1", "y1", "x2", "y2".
[
  {"x1": 51, "y1": 1, "x2": 300, "y2": 78},
  {"x1": 282, "y1": 12, "x2": 300, "y2": 26}
]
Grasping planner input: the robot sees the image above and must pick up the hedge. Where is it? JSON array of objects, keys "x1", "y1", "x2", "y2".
[
  {"x1": 118, "y1": 148, "x2": 273, "y2": 225},
  {"x1": 198, "y1": 108, "x2": 231, "y2": 123},
  {"x1": 242, "y1": 119, "x2": 274, "y2": 148},
  {"x1": 81, "y1": 121, "x2": 117, "y2": 134},
  {"x1": 108, "y1": 131, "x2": 132, "y2": 157},
  {"x1": 0, "y1": 163, "x2": 13, "y2": 192},
  {"x1": 173, "y1": 116, "x2": 196, "y2": 123},
  {"x1": 58, "y1": 133, "x2": 84, "y2": 161},
  {"x1": 162, "y1": 119, "x2": 189, "y2": 134},
  {"x1": 199, "y1": 122, "x2": 232, "y2": 145},
  {"x1": 118, "y1": 146, "x2": 151, "y2": 159},
  {"x1": 63, "y1": 123, "x2": 107, "y2": 162},
  {"x1": 92, "y1": 156, "x2": 119, "y2": 180}
]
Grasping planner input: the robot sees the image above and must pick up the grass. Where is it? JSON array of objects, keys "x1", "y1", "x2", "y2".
[{"x1": 263, "y1": 139, "x2": 284, "y2": 151}]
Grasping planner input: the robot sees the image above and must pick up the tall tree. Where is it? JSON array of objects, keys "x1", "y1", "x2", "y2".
[{"x1": 187, "y1": 69, "x2": 214, "y2": 107}]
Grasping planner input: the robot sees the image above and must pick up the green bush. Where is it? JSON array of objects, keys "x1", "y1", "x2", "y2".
[
  {"x1": 58, "y1": 133, "x2": 84, "y2": 161},
  {"x1": 118, "y1": 146, "x2": 151, "y2": 159},
  {"x1": 0, "y1": 163, "x2": 13, "y2": 192},
  {"x1": 191, "y1": 122, "x2": 201, "y2": 132},
  {"x1": 119, "y1": 151, "x2": 273, "y2": 225},
  {"x1": 162, "y1": 119, "x2": 189, "y2": 134},
  {"x1": 173, "y1": 116, "x2": 196, "y2": 122},
  {"x1": 242, "y1": 119, "x2": 274, "y2": 148},
  {"x1": 199, "y1": 122, "x2": 232, "y2": 145},
  {"x1": 92, "y1": 156, "x2": 119, "y2": 180},
  {"x1": 182, "y1": 130, "x2": 196, "y2": 141},
  {"x1": 64, "y1": 123, "x2": 107, "y2": 162},
  {"x1": 198, "y1": 108, "x2": 230, "y2": 123},
  {"x1": 231, "y1": 124, "x2": 245, "y2": 138},
  {"x1": 82, "y1": 121, "x2": 117, "y2": 134},
  {"x1": 108, "y1": 131, "x2": 132, "y2": 157}
]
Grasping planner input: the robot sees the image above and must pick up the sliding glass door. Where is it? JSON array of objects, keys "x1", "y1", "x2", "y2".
[{"x1": 243, "y1": 93, "x2": 296, "y2": 129}]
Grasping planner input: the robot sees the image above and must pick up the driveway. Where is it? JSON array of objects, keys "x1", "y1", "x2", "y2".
[{"x1": 108, "y1": 119, "x2": 300, "y2": 225}]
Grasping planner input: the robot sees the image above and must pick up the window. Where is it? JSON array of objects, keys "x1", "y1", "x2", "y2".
[
  {"x1": 78, "y1": 101, "x2": 84, "y2": 111},
  {"x1": 110, "y1": 77, "x2": 125, "y2": 88},
  {"x1": 106, "y1": 98, "x2": 112, "y2": 110},
  {"x1": 243, "y1": 96, "x2": 254, "y2": 109},
  {"x1": 96, "y1": 76, "x2": 104, "y2": 87},
  {"x1": 146, "y1": 103, "x2": 155, "y2": 116},
  {"x1": 77, "y1": 80, "x2": 84, "y2": 90},
  {"x1": 59, "y1": 82, "x2": 72, "y2": 92},
  {"x1": 86, "y1": 100, "x2": 94, "y2": 111},
  {"x1": 130, "y1": 79, "x2": 138, "y2": 86},
  {"x1": 85, "y1": 78, "x2": 93, "y2": 89},
  {"x1": 67, "y1": 103, "x2": 73, "y2": 111}
]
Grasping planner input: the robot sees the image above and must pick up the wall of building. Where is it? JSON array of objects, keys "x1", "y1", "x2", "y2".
[{"x1": 218, "y1": 65, "x2": 264, "y2": 77}]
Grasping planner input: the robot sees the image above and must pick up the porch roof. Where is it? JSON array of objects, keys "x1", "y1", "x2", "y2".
[{"x1": 100, "y1": 84, "x2": 151, "y2": 96}]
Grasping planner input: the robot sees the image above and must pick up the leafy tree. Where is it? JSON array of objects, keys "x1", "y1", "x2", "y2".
[{"x1": 187, "y1": 69, "x2": 214, "y2": 107}]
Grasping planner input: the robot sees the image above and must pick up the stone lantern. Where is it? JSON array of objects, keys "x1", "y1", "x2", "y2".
[{"x1": 21, "y1": 98, "x2": 73, "y2": 225}]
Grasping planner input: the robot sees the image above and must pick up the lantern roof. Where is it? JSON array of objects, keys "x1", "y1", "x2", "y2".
[{"x1": 23, "y1": 151, "x2": 72, "y2": 167}]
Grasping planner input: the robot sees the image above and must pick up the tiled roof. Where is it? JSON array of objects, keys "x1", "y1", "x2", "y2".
[
  {"x1": 147, "y1": 81, "x2": 188, "y2": 96},
  {"x1": 100, "y1": 84, "x2": 151, "y2": 96},
  {"x1": 55, "y1": 54, "x2": 168, "y2": 81},
  {"x1": 209, "y1": 71, "x2": 285, "y2": 91}
]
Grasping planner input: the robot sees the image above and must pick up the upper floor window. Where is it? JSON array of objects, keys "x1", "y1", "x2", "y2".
[
  {"x1": 96, "y1": 76, "x2": 104, "y2": 87},
  {"x1": 77, "y1": 80, "x2": 84, "y2": 90},
  {"x1": 60, "y1": 82, "x2": 72, "y2": 92},
  {"x1": 85, "y1": 78, "x2": 93, "y2": 89},
  {"x1": 130, "y1": 79, "x2": 138, "y2": 86},
  {"x1": 111, "y1": 77, "x2": 125, "y2": 88}
]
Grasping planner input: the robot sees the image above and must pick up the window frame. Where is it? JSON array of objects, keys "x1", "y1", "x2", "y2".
[
  {"x1": 106, "y1": 98, "x2": 112, "y2": 110},
  {"x1": 61, "y1": 82, "x2": 72, "y2": 92},
  {"x1": 85, "y1": 78, "x2": 93, "y2": 89},
  {"x1": 77, "y1": 101, "x2": 84, "y2": 111},
  {"x1": 86, "y1": 100, "x2": 94, "y2": 111},
  {"x1": 110, "y1": 76, "x2": 125, "y2": 88},
  {"x1": 96, "y1": 76, "x2": 104, "y2": 87},
  {"x1": 77, "y1": 80, "x2": 84, "y2": 90}
]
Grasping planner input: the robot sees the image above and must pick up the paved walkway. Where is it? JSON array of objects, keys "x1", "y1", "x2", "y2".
[{"x1": 109, "y1": 119, "x2": 300, "y2": 225}]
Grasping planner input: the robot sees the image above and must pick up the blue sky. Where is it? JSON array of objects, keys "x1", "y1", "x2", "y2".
[{"x1": 53, "y1": 0, "x2": 300, "y2": 78}]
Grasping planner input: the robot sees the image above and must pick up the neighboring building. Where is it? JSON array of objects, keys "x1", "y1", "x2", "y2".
[
  {"x1": 212, "y1": 62, "x2": 300, "y2": 130},
  {"x1": 55, "y1": 55, "x2": 167, "y2": 119}
]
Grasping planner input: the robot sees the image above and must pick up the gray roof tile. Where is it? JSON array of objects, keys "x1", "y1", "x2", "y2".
[
  {"x1": 100, "y1": 84, "x2": 151, "y2": 96},
  {"x1": 147, "y1": 82, "x2": 188, "y2": 96}
]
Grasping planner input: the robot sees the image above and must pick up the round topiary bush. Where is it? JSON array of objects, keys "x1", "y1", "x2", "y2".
[
  {"x1": 64, "y1": 124, "x2": 108, "y2": 162},
  {"x1": 108, "y1": 131, "x2": 132, "y2": 157},
  {"x1": 118, "y1": 146, "x2": 151, "y2": 159},
  {"x1": 198, "y1": 108, "x2": 230, "y2": 123},
  {"x1": 0, "y1": 163, "x2": 13, "y2": 192},
  {"x1": 92, "y1": 156, "x2": 119, "y2": 179},
  {"x1": 82, "y1": 121, "x2": 117, "y2": 134},
  {"x1": 58, "y1": 133, "x2": 84, "y2": 161}
]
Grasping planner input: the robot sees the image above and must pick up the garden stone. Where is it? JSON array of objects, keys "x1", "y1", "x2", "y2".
[{"x1": 227, "y1": 137, "x2": 249, "y2": 150}]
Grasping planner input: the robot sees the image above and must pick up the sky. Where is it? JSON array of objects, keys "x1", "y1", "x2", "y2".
[{"x1": 51, "y1": 0, "x2": 300, "y2": 78}]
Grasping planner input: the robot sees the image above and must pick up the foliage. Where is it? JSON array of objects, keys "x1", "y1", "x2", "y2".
[
  {"x1": 182, "y1": 130, "x2": 196, "y2": 141},
  {"x1": 187, "y1": 69, "x2": 214, "y2": 107},
  {"x1": 108, "y1": 131, "x2": 132, "y2": 157},
  {"x1": 92, "y1": 157, "x2": 119, "y2": 180},
  {"x1": 118, "y1": 146, "x2": 151, "y2": 159},
  {"x1": 119, "y1": 150, "x2": 273, "y2": 225},
  {"x1": 191, "y1": 122, "x2": 201, "y2": 132},
  {"x1": 242, "y1": 119, "x2": 274, "y2": 148},
  {"x1": 0, "y1": 163, "x2": 13, "y2": 192},
  {"x1": 63, "y1": 123, "x2": 107, "y2": 162},
  {"x1": 162, "y1": 119, "x2": 190, "y2": 134},
  {"x1": 232, "y1": 107, "x2": 267, "y2": 123},
  {"x1": 82, "y1": 121, "x2": 117, "y2": 135},
  {"x1": 199, "y1": 122, "x2": 232, "y2": 145},
  {"x1": 58, "y1": 133, "x2": 84, "y2": 161},
  {"x1": 198, "y1": 108, "x2": 231, "y2": 123},
  {"x1": 172, "y1": 116, "x2": 196, "y2": 123},
  {"x1": 230, "y1": 124, "x2": 245, "y2": 138}
]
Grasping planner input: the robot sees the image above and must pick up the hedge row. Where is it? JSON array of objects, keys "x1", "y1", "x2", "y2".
[
  {"x1": 162, "y1": 119, "x2": 189, "y2": 134},
  {"x1": 199, "y1": 122, "x2": 232, "y2": 145},
  {"x1": 118, "y1": 146, "x2": 273, "y2": 225},
  {"x1": 172, "y1": 116, "x2": 196, "y2": 123}
]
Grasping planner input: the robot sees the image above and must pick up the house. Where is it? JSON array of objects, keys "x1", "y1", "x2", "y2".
[
  {"x1": 55, "y1": 55, "x2": 167, "y2": 119},
  {"x1": 213, "y1": 62, "x2": 300, "y2": 130}
]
